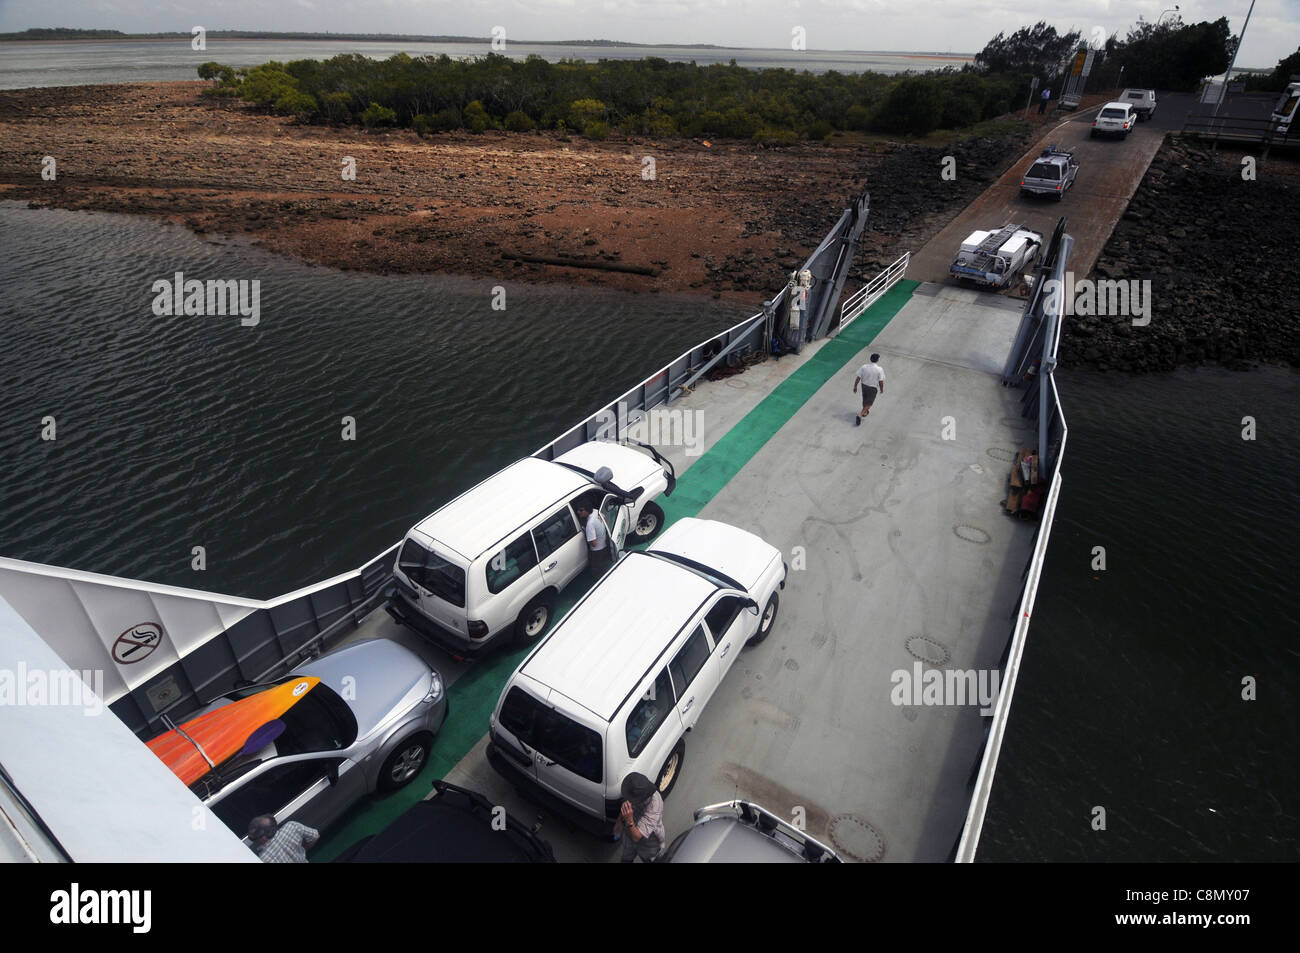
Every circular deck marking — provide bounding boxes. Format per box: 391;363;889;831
828;814;886;863
953;524;991;545
906;635;951;665
986;447;1017;462
112;622;163;664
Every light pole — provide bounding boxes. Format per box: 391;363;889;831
1213;0;1256;118
1158;5;1180;26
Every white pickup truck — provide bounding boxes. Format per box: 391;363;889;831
949;224;1043;289
1020;146;1079;201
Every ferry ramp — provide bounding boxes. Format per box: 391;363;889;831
905;95;1196;285
364;279;1044;863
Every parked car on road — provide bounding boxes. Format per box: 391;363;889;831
1092;102;1137;138
662;800;842;862
1020;146;1079;201
150;638;448;840
387;439;676;659
487;517;786;836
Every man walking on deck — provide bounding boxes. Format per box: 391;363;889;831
853;354;886;426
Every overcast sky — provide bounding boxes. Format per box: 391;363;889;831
1;0;1296;68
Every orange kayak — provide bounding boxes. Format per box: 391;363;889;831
148;676;320;786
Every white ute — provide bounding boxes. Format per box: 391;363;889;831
385;440;675;658
949;224;1042;289
487;517;786;835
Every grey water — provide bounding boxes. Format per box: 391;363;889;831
0;38;974;90
2;201;1296;861
0;202;748;597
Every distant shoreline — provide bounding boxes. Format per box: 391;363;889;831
0;31;973;58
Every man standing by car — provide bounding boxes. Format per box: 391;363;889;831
1039;87;1051;114
614;773;666;862
575;499;612;577
248;815;319;863
853;353;886;426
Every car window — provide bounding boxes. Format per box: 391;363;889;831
705;596;744;644
486;533;540;594
533;507;578;560
1100;108;1126;118
499;687;602;782
209;759;340;835
397;538;466;608
276;684;358;753
1028;162;1060;179
669;626;711;696
624;669;675;758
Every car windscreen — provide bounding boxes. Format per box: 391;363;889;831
1028;162;1060;179
398;538;466;608
499;687;602;782
1100;108;1127;118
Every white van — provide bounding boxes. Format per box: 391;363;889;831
385;440;675;659
486;517;786;835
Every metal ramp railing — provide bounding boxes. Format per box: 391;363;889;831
836;252;910;335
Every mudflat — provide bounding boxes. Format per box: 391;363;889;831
0;81;1034;302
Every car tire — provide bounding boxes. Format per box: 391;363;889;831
655;740;686;798
513;592;556;646
1089;129;1096;138
629;501;665;545
746;593;780;646
377;732;432;792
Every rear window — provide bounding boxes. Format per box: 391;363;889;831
500;687;603;782
1100;107;1127;118
1028;162;1061;179
1125;92;1144;100
398;538;466;608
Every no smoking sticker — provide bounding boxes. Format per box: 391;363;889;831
112;622;164;664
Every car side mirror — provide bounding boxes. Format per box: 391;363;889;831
746;599;760;615
326;763;339;785
626;486;644;502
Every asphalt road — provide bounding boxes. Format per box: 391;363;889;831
906;92;1202;286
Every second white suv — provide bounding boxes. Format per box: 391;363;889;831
487;517;786;835
1092;102;1137;139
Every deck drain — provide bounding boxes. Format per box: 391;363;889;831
828;814;886;863
953;524;991;545
906;635;951;665
986;447;1017;462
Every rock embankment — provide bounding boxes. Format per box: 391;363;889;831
1063;139;1299;371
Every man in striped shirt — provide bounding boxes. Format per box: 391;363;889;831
248;815;319;863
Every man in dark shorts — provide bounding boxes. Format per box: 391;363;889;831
853;353;886;426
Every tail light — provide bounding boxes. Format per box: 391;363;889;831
468;620;489;639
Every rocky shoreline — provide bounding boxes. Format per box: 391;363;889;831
0;81;1034;306
1062;139;1300;372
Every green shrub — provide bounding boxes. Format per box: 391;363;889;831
504;110;536;131
584;120;610;140
360;101;398;127
805;119;834;140
873;77;943;136
463;100;491;133
275;90;318;118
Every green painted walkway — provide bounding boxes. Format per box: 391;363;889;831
314;279;919;860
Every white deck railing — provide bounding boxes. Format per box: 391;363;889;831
836;252;910;335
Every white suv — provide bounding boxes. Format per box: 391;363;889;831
386;440;675;659
1092;102;1137;139
487;517;786;835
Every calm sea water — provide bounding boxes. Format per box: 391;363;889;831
0;202;748;597
0;38;973;89
1;202;1295;860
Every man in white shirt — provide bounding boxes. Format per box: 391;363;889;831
574;500;612;577
853;353;886;426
